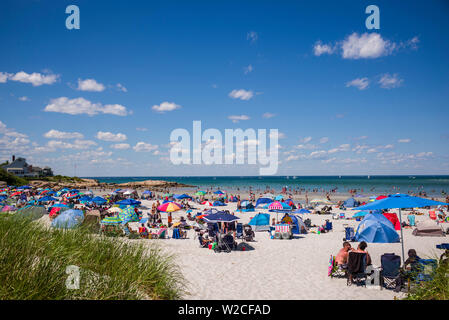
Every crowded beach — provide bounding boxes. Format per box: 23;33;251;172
1;184;449;300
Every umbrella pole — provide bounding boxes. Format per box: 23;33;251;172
398;208;405;264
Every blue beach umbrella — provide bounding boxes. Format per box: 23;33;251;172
203;211;240;223
92;196;107;205
355;194;449;263
38;196;57;202
294;208;311;214
116;199;141;206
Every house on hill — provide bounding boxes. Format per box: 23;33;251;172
1;155;53;178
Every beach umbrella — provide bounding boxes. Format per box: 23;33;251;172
376;195;387;201
267;201;291;210
255;197;273;207
202;201;213;206
101;216;123;225
173;194;192;200
356;194;449;263
203;211;240;223
195;191;206;196
50;203;69;209
10;191;22;197
65;193;79;199
158;202;182;212
214;190;225;195
1;205;17;212
163;193;173;197
274;195;284;201
38;196;57;202
116;199;141;206
92;196;107;205
352;211;370;218
16;205;46;221
107;207;122;213
310;199;332;205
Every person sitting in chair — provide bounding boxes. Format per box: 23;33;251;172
282;213;293;224
336;241;353;267
394;249;421;292
353;241;372;266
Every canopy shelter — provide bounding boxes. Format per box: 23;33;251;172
356;194;449;263
116;199;141;206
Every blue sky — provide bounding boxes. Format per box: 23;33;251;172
1;0;448;176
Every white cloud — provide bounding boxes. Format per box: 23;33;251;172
47;139;97;150
229;89;254;101
77;78;105;92
228;115;250;123
136;127;148;132
111;143;130;150
116;83;127;92
398;139;411;143
346;77;369;90
378;73;403;89
319;137;329;144
341;33;394;59
44;97;129;116
300;136;312;143
133;142;158;152
18;96;30;101
262;112;276;119
96;131;127;142
152;101;182;113
0;72;9;83
8;71;59;86
247;31;258;44
313;41;335;56
244;65;253;75
44;129;84;139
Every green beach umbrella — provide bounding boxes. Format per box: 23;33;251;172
101;216;123;225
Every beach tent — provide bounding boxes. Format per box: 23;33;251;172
281;214;307;234
294;208;311;214
255;197;273;207
15;205;46;221
343;197;358;208
51;209;84;229
229;196;239;202
354;215;399;243
248;213;270;232
213;200;226;206
383;213;401;230
412;220;445;237
119;206;139;224
238;201;255;212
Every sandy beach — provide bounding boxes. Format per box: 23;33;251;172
48;190;446;300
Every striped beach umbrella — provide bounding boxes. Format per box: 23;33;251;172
101;216;123;225
268;201;290;210
119;206;139;224
158;202;182;212
201;201;213;206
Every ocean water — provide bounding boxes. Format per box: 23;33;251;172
85;176;449;196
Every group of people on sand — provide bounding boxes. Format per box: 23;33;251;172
335;241;432;292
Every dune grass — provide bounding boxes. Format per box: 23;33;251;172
0;216;185;300
405;259;449;300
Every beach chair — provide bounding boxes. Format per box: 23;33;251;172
344;227;355;241
151;228;167;239
329;255;346;278
407;215;416;227
347;252;368;286
380;253;401;289
325;221;333;232
236;223;243;239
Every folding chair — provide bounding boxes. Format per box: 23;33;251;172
347;252;367;286
407;215;416;227
329;255;347;278
344;227;355;241
380;253;401;289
